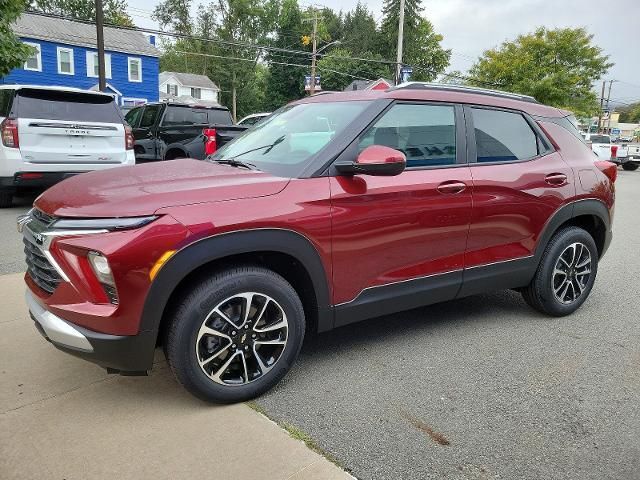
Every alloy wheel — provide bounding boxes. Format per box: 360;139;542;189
195;292;289;386
552;242;592;305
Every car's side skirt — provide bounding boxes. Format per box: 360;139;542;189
333;256;537;329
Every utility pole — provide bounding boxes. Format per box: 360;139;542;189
395;0;406;85
308;9;319;96
597;80;606;133
605;79;616;133
95;0;106;92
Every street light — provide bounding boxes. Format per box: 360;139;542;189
316;40;341;55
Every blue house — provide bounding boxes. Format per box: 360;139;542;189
1;13;160;106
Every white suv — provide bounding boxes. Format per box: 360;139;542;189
0;85;135;207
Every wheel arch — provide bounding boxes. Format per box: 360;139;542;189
164;145;188;160
140;229;333;347
536;199;611;262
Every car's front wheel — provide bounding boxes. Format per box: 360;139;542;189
166;266;305;403
622;162;639;171
522;226;598;316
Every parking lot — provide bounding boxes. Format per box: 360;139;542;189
1;171;639;479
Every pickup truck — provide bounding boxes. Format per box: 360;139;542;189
124;102;247;162
614;142;640;171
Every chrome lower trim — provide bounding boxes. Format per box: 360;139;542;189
26;290;93;352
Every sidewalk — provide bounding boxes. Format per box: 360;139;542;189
0;273;352;480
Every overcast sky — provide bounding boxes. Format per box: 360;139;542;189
128;0;640;104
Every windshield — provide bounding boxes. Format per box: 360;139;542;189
210;101;371;177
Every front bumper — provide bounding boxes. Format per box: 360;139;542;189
26;289;156;374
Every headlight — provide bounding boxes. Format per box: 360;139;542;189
52;216;157;231
87;251;118;305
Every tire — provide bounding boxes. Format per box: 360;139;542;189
0;191;13;208
522;226;598;316
165;265;305;403
622;162;639;171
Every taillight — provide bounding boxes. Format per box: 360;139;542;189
203;128;217;155
124;125;134;150
1;118;19;148
610;145;618;159
595;160;618;183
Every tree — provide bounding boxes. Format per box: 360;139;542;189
1;0;33;78
341;2;378;56
317;47;391;91
468;27;613;116
30;0;135;26
619;102;640;123
265;0;307;109
152;0;192;35
379;0;450;81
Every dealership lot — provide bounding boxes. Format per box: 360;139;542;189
1;172;639;479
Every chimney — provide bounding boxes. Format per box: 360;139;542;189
148;34;156;46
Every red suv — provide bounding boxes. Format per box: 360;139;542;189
19;84;616;403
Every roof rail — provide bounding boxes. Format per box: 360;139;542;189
389;82;539;104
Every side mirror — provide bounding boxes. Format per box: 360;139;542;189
335;145;406;176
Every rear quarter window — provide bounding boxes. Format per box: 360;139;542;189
208;109;233;124
0;90;14;117
15;89;122;123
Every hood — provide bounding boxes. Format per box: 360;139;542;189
35;159;290;218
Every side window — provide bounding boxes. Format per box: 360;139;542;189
139;105;160;128
358;103;457;167
124;107;142;128
471;108;538;162
162;106;191;126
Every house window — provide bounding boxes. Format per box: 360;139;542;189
122;97;147;107
23;42;42;71
128;57;142;82
190;87;201;99
166;84;178;96
57;47;74;75
87;52;112;79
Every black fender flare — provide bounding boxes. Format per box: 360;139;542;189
139;228;333;340
534;198;611;263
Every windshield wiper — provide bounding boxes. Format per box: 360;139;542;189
213;158;259;170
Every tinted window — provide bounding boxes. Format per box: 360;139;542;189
162;107;209;126
208;109;233;125
124;107;142;127
0;90;14;117
359;103;457;167
139;105;161;128
472;108;538;162
589;135;610;144
15;89;121;123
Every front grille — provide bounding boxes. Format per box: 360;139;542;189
23;237;61;294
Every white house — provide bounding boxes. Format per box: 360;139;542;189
159;71;220;103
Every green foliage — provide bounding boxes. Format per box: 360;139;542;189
30;0;135;26
0;0;33;78
156;0;451;114
468;27;613;116
317;47;391;91
618;102;640;123
379;0;450;80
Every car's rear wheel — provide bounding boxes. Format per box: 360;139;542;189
622;162;639;171
166;266;305;403
0;191;13;208
522;226;598;316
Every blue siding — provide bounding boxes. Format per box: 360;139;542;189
0;38;159;104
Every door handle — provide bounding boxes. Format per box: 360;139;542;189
545;173;567;186
437;181;467;194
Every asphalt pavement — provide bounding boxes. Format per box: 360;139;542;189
0;171;638;479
